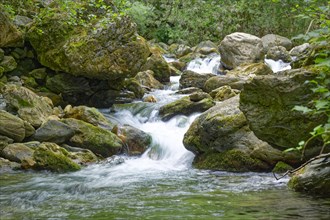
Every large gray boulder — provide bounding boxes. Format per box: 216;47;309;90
219;32;264;69
1;143;34;165
239;68;326;150
261;34;292;52
180;70;214;89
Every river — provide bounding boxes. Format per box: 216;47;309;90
0;57;329;219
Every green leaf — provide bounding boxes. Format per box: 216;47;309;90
292;105;313;113
315;100;329;110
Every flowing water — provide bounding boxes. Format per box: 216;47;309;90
1;57;329;219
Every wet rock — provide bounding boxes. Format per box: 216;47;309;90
261;34;292;52
159;92;215;121
64;105;114;129
2;84;53;127
204;75;247;92
288;155;330;197
290;43;312;68
169;44;192;58
266;46;291;62
226;63;273;77
141;53;171;83
134;70;163;89
239;68;326;150
176;87;203;95
32;120;74;144
1;143;35;166
61;144;99;165
33;142;81;172
0;56;17;72
179;70;214;89
0;157;20;172
209;85;240;102
0;10;24;47
0;110;26;142
61;118;123;157
0;135;13;151
194;40;218;55
219;32;264;69
143;95;157;103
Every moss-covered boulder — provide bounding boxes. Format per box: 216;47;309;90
33;142;81;172
64;105;114;129
209;85;240;102
61;118;123;157
134;70;163;90
226;63;273;77
27;7;150;81
159;92;215;121
179;70;214;89
239;68;326;150
183;96;284;171
0;10;24;47
2;84;53;127
141;53;171;83
0;56;17;73
219;32;264;70
288;155;330;197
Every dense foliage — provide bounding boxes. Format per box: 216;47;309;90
125;0;329;45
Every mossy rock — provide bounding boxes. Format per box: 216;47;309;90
193;149;268;172
272;161;293;173
33;142;81;172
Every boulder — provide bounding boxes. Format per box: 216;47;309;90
0;135;13;152
261;34;292;52
226;63;273;77
141;53;171;83
2;84;53;127
219;32;264;69
179;70;214;89
159;92;215;121
183;96;273;172
0;110;26;142
209;85;240;102
64;105;114;129
194;41;218;55
134;70;163;89
0;56;17;72
0;49;4;61
169;44;192;58
0;10;24;47
204;75;247;92
32;120;74;144
33;142;81;172
61;144;99;165
113;124;152;156
290;43;312;68
240;68;326;150
288;155;330;197
28;68;48;84
28;10;150;80
1;143;35;168
61;118;123;157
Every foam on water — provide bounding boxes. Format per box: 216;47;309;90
265;58;291;73
186;53;220;74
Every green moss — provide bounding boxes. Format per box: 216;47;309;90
272;161;293;173
194;149;267;172
33;143;81;172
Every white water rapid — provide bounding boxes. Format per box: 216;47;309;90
186;53;221;74
265;58;291;73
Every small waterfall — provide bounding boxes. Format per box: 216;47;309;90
265;58;291;73
186;53;220;74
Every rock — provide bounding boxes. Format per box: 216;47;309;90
33;142;81;172
124;78;145;99
135;70;164;90
169;60;186;71
28;68;48;84
0;110;26;142
169;44;192;58
89;89;136;108
1;143;35;167
143;95;157;103
0;157;20;172
32;120;74;144
64;105;114;129
0;56;17;72
0;10;24;47
219;32;264;69
28;10;150;80
114;125;152;156
272;161;293;173
288;155;330;197
2;84;53;127
204;75;247;92
266;46;291;62
261;34;292;52
61;144;99;165
239;68;326;150
21;76;39;89
13;15;33;29
176;87;203;95
226;63;273;77
179;70;214;89
141;53;171;82
61;118;123;157
183;96;280;172
159;92;215;121
0;49;4;61
210;85;240;102
290;43;313;68
0;135;13;151
194;41;218;55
